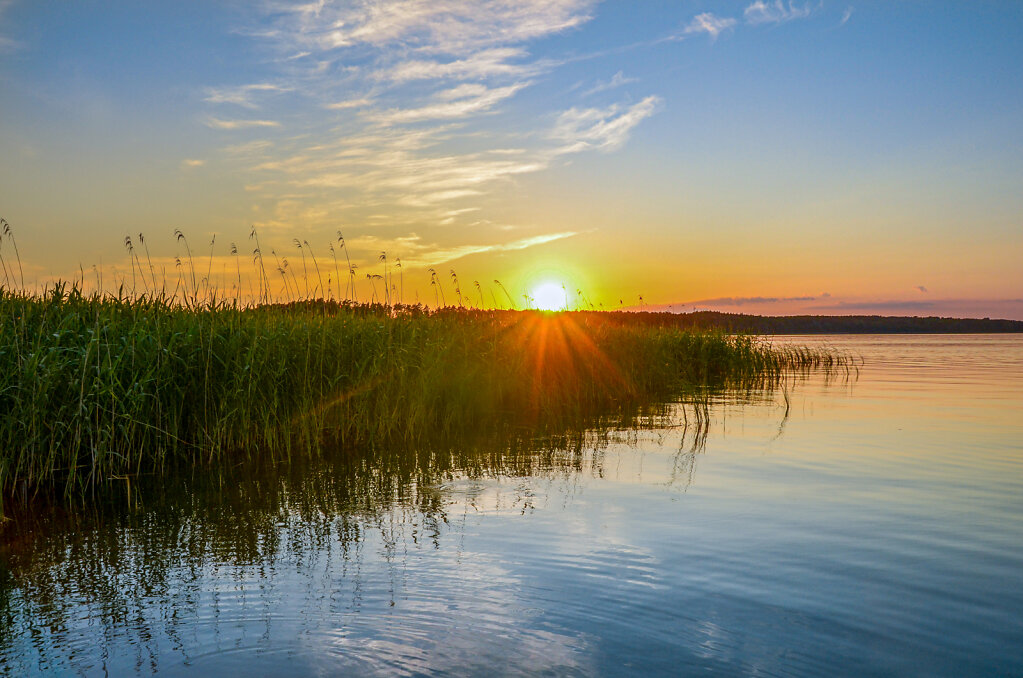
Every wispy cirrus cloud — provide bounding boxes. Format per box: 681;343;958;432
692;295;818;306
193;0;663;268
636;294;821;313
343;230;580;268
0;0;21;51
325;97;375;110
421;230;580;265
675;1;817;43
205;117;281;130
199;0;827;258
683;13;737;39
221;139;276;156
266;0;597;54
582;71;637;97
744;1;816;26
373;82;529;124
552;96;661;153
812;300;937;311
383;48;539;83
204;83;290;108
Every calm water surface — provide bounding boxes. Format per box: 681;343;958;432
1;335;1021;676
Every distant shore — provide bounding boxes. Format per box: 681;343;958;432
605;311;1023;334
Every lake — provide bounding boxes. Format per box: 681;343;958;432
1;335;1021;676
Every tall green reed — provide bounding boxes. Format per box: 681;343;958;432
0;223;849;509
0;280;844;510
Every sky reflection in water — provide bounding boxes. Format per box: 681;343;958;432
1;335;1022;677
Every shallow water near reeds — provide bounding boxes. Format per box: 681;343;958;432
1;334;1022;676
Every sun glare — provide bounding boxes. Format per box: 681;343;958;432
531;281;568;311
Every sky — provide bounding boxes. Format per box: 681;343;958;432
1;1;1021;317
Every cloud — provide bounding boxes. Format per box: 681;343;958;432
401;231;580;267
0;0;21;51
744;1;815;26
384;48;538;82
582;71;637;97
205;117;281;130
240;92;657;218
552;96;661;153
204;83;290;108
635;294;822;313
690;295;817;306
0;34;21;52
269;0;598;55
916;285;928;293
244;123;548;215
343;229;579;267
373;82;529;124
639;295;815;310
221;139;275;156
325;97;375;110
840;6;854;26
200;1;661;255
810;300;936;311
683;13;737;39
181;158;206;168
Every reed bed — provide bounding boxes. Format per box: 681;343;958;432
0;282;844;506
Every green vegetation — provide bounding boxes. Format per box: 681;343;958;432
0;282;847;507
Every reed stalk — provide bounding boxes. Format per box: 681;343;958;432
0;281;846;510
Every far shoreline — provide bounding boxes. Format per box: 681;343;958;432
607;311;1023;334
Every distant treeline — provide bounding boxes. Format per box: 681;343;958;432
584;311;1023;334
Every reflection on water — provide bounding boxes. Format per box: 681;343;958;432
0;407;717;677
2;335;1023;676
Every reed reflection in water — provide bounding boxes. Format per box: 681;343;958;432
0;401;720;677
2;336;1021;677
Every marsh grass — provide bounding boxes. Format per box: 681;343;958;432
0;277;847;509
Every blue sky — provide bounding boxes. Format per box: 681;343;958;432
1;1;1021;316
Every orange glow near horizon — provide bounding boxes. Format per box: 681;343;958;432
506;312;636;419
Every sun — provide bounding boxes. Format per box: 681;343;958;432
530;281;568;311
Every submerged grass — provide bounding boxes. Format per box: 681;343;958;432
0;282;846;507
